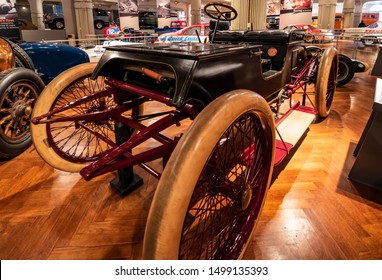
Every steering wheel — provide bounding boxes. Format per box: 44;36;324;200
204;3;238;21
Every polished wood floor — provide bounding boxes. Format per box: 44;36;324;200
1;40;382;260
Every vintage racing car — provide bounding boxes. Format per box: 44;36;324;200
156;22;210;43
30;3;338;259
283;24;335;43
342;22;382;46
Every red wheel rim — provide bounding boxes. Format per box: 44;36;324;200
46;75;117;163
179;111;273;259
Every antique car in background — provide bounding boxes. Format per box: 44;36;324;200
18;41;89;85
282;24;369;86
30;3;338;259
0;36;89;159
43;4;110;30
305;45;369;87
283;24;335;43
170;19;187;28
103;25;147;42
154;20;188;35
341;22;382;46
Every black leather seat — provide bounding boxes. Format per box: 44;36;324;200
244;30;291;44
209;20;230;31
210;29;305;45
211;31;245;42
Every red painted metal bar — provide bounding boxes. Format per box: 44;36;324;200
76;121;162;179
81;141;177;180
76;121;117;148
275;127;289;152
79;111;189;180
117;115;173;145
33;105;127;124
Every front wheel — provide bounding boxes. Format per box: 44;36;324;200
31;62;141;172
0;68;45;159
315;47;338;118
94;20;104;30
143;90;275;260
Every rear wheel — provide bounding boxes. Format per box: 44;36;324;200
53;19;64;29
363;36;377;46
31;62;141;172
315;47;338;118
0;68;44;159
143;90;275;260
337;54;355;87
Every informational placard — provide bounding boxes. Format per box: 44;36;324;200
279;0;312;29
362;13;379;26
118;0;139;31
157;0;170;18
375;78;382;104
267;0;280;16
119;0;138;16
281;0;312;13
0;0;20;41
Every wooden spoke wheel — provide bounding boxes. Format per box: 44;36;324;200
31;62;141;172
143;90;275;260
315;47;338;118
0;68;44;158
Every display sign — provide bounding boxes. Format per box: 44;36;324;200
157;0;170;18
279;0;312;29
119;0;138;16
280;0;312;14
362;13;379;26
0;0;20;41
267;0;280;16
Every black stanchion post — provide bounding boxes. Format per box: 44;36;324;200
110;122;143;196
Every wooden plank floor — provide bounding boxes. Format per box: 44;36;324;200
1;41;382;260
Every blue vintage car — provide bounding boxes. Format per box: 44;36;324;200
0;38;89;159
19;41;90;84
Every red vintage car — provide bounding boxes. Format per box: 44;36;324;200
283;24;334;43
